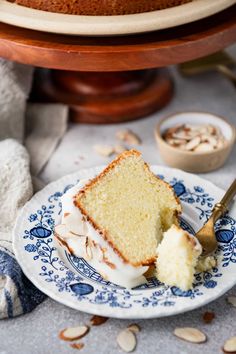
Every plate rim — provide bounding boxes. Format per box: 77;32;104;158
13;166;236;319
0;0;235;36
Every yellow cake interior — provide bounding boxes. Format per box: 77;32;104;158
156;225;202;290
75;150;181;267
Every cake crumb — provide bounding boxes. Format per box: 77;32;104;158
202;311;215;324
70;342;84;350
90;315;108;326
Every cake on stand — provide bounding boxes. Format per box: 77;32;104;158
0;4;235;123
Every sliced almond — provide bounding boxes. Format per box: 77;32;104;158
117;329;137;353
124;131;141;145
223;336;236;353
94;144;114;157
127;324;141;333
166;138;187;147
172;131;191;140
116;130;127;141
227;296;236;307
184;136;201;151
55;224;87;250
96;245;105;262
103;258;116;269
201;134;218;148
70;342;85;350
54;224;76;239
114;144;126;154
207;124;217;135
194;142;213;153
202;311;215;324
218;138;226;149
85;240;93;260
185;124;201;131
199;124;211;134
116;130;141;145
164;125;184;137
90;315;108;326
54;224;67;236
59;325;89;341
174;327;207;343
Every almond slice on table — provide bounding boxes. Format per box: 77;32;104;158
70;342;85;350
227;296;236;307
127;324;141;333
223;336;236;353
94;144;114;157
116;130;142;145
117;329;137;352
90;315;108;326
59;325;89;341
174;327;207;343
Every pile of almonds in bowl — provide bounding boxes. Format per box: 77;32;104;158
155;112;236;173
163;124;226;153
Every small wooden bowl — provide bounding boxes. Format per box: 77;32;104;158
155;112;236;173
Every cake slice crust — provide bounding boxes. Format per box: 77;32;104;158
74;150;181;266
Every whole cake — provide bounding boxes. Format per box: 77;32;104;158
8;0;193;15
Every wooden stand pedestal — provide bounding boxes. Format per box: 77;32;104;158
31;68;173;124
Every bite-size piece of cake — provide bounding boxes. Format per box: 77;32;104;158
55;149;181;288
156;224;216;291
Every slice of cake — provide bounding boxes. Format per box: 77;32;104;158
55;149;181;288
156;225;202;290
74;150;181;267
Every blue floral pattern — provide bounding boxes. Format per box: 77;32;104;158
19;169;236;313
171;179;214;220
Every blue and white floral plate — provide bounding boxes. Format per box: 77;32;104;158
13;166;236;319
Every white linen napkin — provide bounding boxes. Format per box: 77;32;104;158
0;58;68;319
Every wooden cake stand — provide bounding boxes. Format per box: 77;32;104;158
0;5;235;124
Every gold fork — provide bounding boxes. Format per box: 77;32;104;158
195;179;236;256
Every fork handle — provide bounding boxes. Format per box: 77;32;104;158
212;179;236;221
